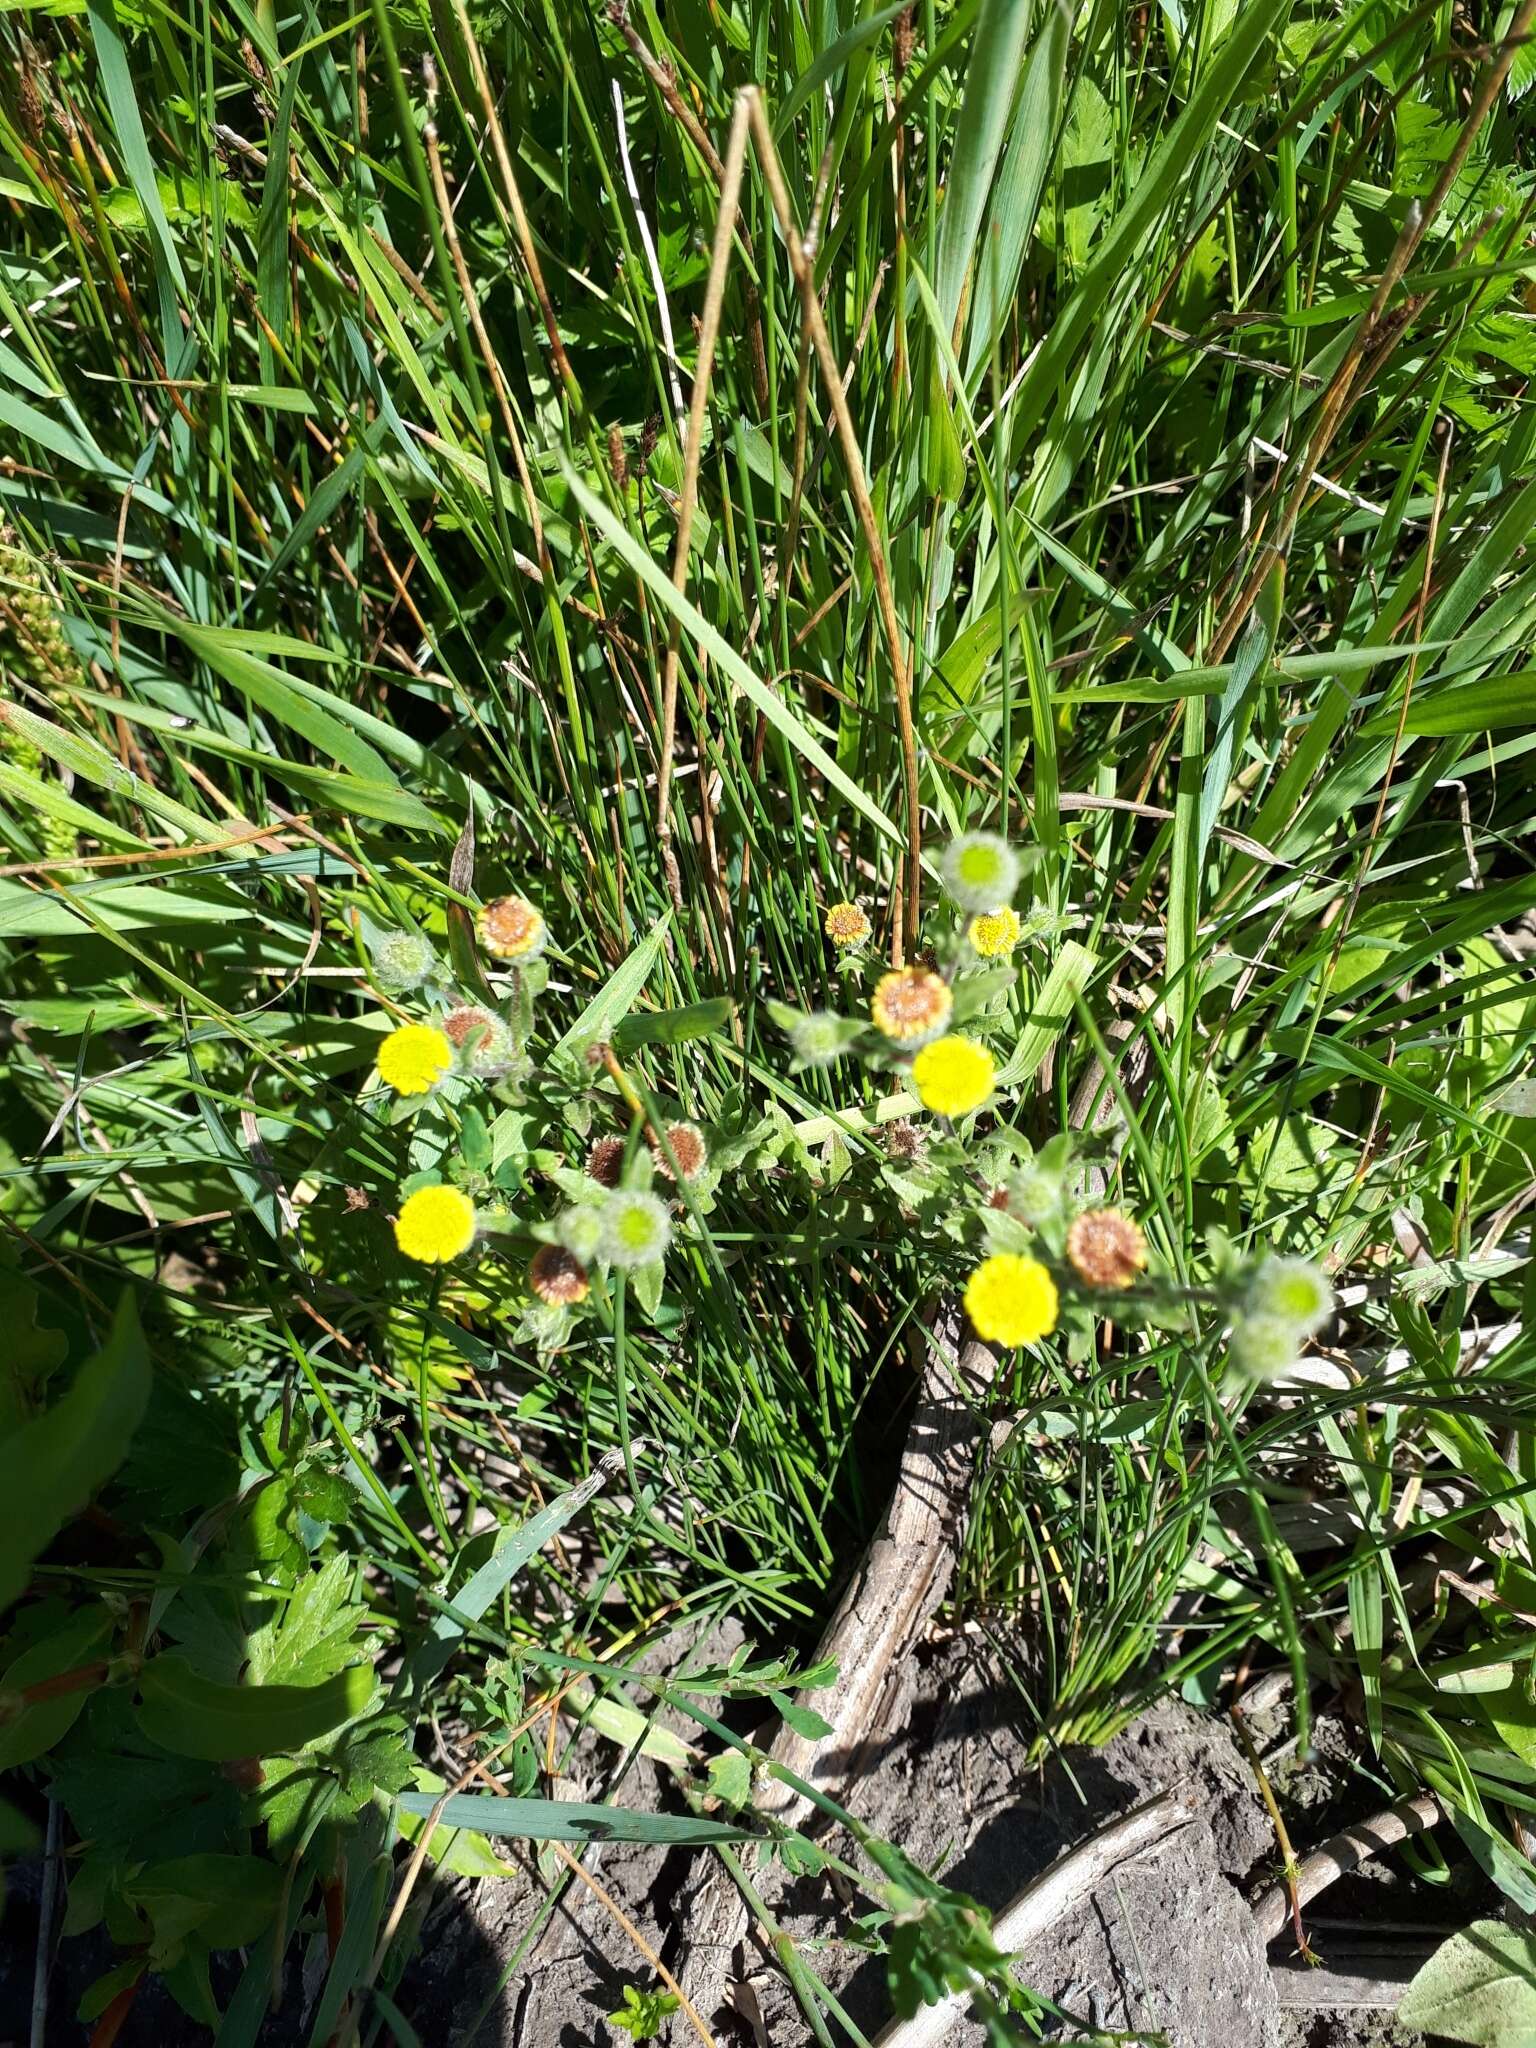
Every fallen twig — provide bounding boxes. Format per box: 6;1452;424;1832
873;1790;1200;2048
1252;1794;1444;1947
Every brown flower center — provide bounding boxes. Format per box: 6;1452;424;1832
443;1004;494;1047
873;968;951;1040
649;1121;707;1181
479;896;542;957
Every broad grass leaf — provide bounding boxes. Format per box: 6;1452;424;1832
1374;673;1536;737
613;998;733;1050
773;0;909;137
552;916;671;1068
995;942;1097;1086
395;1789;758;1846
410;1458;626;1690
931;0;1037;344
559;462;909;860
397;1770;518;1877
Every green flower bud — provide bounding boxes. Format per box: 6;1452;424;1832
599;1190;672;1269
939;832;1021;914
555;1206;604;1263
1247;1257;1334;1336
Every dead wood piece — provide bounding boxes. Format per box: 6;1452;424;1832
680;1308;1000;2021
1252;1794;1444;1947
764;1304;1000;1819
872;1790;1200;2048
1270;1949;1433;2009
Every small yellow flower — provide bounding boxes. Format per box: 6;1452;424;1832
824;901;871;951
477;895;546;962
395;1184;477;1263
871;967;952;1044
378;1022;454;1096
911;1035;995;1117
964;1254;1059;1347
968;907;1022;958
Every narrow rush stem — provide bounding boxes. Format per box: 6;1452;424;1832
451;0;583;410
654;91;752;903
744;88;923;962
1208;0;1536;662
421;106;547;565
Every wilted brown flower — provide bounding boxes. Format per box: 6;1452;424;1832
530;1244;589;1306
648;1119;708;1182
607;424;629;494
871;967;952;1044
1066;1209;1148;1291
477;895;546;961
884;1119;927;1165
443;1004;493;1047
586;1134;626;1188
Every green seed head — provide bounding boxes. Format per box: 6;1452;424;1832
370;928;438;994
1248;1257;1334;1336
790;1011;848;1068
599;1190;672;1269
555;1206;604;1263
1006;1164;1062;1227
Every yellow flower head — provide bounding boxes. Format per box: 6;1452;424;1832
477;894;546;962
378;1022;454;1096
911;1035;995;1118
968;906;1022;958
824;901;871;951
871;967;952;1045
964;1254;1059;1347
395;1184;477;1263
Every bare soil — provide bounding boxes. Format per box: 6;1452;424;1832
3;1640;1446;2046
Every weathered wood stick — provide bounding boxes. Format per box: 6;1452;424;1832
763;1301;999;1821
1251;1794;1444;1946
873;1789;1199;2048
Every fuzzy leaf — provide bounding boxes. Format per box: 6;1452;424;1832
1400;1920;1536;2048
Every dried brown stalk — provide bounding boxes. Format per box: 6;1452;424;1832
742;89;923;960
654;93;753;906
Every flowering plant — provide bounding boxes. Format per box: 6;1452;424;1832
352;839;1332;1383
